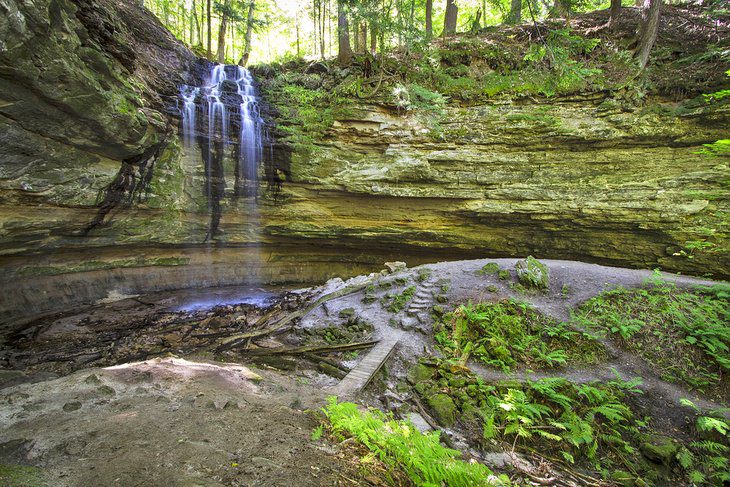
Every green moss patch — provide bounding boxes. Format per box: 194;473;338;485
18;257;190;276
0;464;46;487
572;280;729;397
435;300;604;371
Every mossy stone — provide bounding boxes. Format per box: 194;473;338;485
426;393;457;427
639;434;680;465
515;256;549;290
479;262;500;275
338;307;355;318
408;363;436;384
498;270;510;280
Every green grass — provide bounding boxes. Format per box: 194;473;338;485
434;300;604;372
320;397;505;486
572;281;729;394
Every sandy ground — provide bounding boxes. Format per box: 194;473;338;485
0;258;725;486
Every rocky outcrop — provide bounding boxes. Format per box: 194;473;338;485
0;1;727;323
0;0;196;248
259;97;729;278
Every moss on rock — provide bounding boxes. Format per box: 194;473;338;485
515;256;549;290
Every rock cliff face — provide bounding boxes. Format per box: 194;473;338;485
260;97;728;277
0;1;727;323
0;0;196;248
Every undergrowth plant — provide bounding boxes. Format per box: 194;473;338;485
411;362;652;482
677;399;730;484
572;279;729;393
434;300;603;371
319;397;507;486
381;285;417;313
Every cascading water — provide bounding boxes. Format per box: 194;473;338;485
178;63;265;239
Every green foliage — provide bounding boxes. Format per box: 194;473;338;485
381;285;417;313
0;464;45;487
413;363;645;476
573;282;730;392
678;399;730;484
434;300;603;371
320;397;505;486
698;139;730;157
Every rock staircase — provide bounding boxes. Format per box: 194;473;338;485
405;277;438;322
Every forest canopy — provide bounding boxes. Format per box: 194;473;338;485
141;0;728;66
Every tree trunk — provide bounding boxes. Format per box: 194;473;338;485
206;0;212;58
353;21;361;52
192;0;201;46
358;23;367;53
189;1;195;44
425;0;433;38
609;0;621;27
217;0;230;63
443;0;458;35
370;22;377;54
240;1;256;66
507;0;522;24
636;0;661;68
337;0;352;65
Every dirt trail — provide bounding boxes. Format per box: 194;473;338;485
0;357;361;487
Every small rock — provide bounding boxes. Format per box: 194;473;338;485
97;385;115;396
384;261;407;273
338;307;356;318
407;412;433;433
62;401;82;412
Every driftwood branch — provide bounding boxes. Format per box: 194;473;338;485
239;340;378;357
215;281;373;351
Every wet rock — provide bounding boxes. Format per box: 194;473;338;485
407;412;433;433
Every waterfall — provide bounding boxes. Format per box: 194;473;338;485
237;66;263;191
179;63;265;239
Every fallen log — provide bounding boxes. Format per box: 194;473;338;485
239;340;379;356
303;353;351;373
317;361;347;379
215;281;373;351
